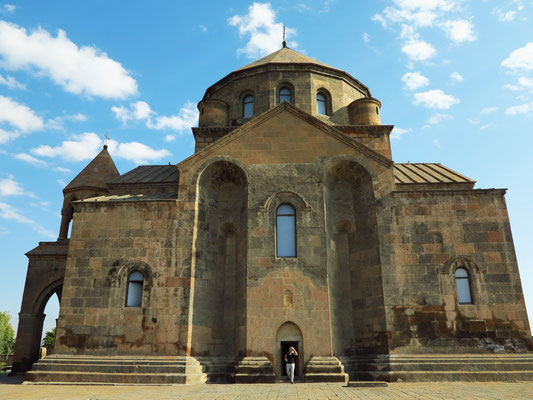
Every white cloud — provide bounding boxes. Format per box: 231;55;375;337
0;95;43;132
363;32;371;43
13;152;48;167
480;106;499;114
425;113;452;127
402;72;429;90
401;39;437;61
0;202;55;238
0;73;25;89
413;90;459;109
433;139;441;148
228;2;297;59
390;127;411;140
493;9;516;22
0;128;19;144
113;101;198;133
54;166;72;173
441;19;476;43
480;124;492;130
0;21;138;99
165;134;176;142
505;101;533;115
0;176;25;196
502;43;533;71
31;132;171;164
46;113;88;131
1;4;15;13
199;25;208;32
450;71;463;82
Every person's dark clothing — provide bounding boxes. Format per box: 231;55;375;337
286;352;296;364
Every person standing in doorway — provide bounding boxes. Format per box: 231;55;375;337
284;346;298;383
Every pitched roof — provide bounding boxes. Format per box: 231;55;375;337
79;192;177;203
110;165;179;184
64;146;120;192
394;163;475;185
236;47;335;71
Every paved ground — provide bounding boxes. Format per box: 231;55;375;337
1;375;533;400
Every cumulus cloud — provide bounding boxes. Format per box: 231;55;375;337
450;71;464;82
502;43;533;71
1;4;15;13
46;113;88;130
480;106;499;114
31;132;171;164
0;95;43;132
401;39;437;61
228;2;297;59
423;113;452;128
402;72;430;90
493;9;516;22
112;101;198;133
0;202;55;238
0;73;25;89
0;21;138;99
441;19;476;43
413;90;459;109
505;101;533;115
0;128;19;144
390;127;411;140
363;33;371;43
0;175;25;196
12;152;48;167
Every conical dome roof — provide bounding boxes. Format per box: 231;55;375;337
63;145;120;193
236;47;337;71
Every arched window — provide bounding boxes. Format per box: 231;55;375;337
243;95;254;118
126;271;144;307
279;86;292;103
455;268;472;304
276;204;296;257
317;92;327;115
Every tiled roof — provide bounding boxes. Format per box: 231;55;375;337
80;193;177;202
394;163;475;185
110;165;179;184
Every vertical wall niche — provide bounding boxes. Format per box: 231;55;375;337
193;161;248;357
325;160;386;355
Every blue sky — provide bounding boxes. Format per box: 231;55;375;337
1;0;532;337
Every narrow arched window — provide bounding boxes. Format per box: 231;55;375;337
243;95;254;118
126;271;144;307
276;204;296;257
455;268;472;304
317;92;327;115
279;87;292;103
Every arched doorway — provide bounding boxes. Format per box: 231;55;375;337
275;322;303;380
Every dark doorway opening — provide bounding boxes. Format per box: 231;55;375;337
281;341;299;377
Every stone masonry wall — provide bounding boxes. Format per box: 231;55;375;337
379;189;532;353
55;200;187;356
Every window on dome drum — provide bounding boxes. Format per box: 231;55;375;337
276;204;296;257
317;92;327;115
279;87;292;103
243;95;254;118
455;268;472;304
126;271;144;307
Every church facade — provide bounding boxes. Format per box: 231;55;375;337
13;46;533;383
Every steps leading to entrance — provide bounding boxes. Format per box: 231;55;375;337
24;355;207;385
341;354;533;382
232;357;276;383
304;356;348;383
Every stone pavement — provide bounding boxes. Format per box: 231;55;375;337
1;376;532;400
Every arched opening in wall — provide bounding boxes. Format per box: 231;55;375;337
41;293;60;355
325;160;386;355
192;160;248;358
275;322;303;380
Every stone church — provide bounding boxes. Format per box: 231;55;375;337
13;45;533;383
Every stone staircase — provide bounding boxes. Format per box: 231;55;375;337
232;357;276;383
340;353;533;382
24;355;207;384
304;356;349;383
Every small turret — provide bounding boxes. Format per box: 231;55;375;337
198;99;229;128
348;97;381;125
57;145;120;240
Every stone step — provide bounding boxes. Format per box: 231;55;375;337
232;357;276;383
304;356;349;383
24;370;207;384
305;373;349;383
305;364;344;373
33;362;195;374
362;370;533;382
